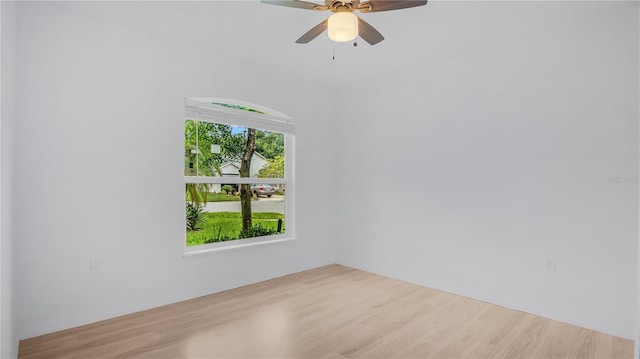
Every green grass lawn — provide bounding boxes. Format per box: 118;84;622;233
187;211;285;246
204;193;240;202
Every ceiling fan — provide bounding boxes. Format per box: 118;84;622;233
261;0;428;45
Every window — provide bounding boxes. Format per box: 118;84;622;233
184;98;295;253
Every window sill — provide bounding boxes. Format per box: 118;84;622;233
182;235;296;258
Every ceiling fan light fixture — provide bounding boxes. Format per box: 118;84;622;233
328;12;358;42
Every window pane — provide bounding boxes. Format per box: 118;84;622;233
184;120;198;176
184;120;285;179
185;183;285;246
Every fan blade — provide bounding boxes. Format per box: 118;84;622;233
261;0;324;10
357;17;384;45
296;19;329;43
358;0;427;13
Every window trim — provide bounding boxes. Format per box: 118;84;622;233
185;98;295;133
183;98;295;255
182;233;295;257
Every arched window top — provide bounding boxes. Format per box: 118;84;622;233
185;98;294;134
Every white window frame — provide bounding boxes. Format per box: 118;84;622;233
183;98;295;257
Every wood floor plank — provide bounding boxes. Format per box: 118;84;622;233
529;320;584;359
18;265;634;359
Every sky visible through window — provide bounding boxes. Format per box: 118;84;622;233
231;126;244;135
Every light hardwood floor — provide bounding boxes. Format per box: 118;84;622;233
18;265;633;358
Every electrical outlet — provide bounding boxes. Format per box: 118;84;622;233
545;258;557;272
90;259;99;274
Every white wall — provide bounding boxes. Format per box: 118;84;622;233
335;2;639;340
1;1;18;357
12;2;337;339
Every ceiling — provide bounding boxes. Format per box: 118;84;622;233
47;1;628;90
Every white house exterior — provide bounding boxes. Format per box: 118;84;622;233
209;152;268;192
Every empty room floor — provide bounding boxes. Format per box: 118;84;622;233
18;265;633;358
